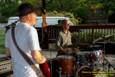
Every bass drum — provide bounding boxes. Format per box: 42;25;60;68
56;55;75;77
75;65;94;77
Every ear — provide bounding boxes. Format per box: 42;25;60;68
26;14;32;21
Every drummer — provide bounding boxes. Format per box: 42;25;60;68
57;19;79;56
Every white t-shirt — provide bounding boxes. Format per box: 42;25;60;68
5;22;41;77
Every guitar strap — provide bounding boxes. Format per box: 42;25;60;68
11;27;44;77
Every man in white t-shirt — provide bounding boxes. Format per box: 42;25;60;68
5;3;51;77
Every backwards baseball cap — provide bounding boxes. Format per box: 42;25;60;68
18;3;37;17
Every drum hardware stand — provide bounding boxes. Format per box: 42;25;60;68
59;67;62;77
76;61;80;70
50;59;53;77
48;49;53;77
102;62;105;71
101;56;115;76
76;53;81;66
102;53;109;71
108;63;111;72
89;62;94;71
104;57;115;70
56;67;62;77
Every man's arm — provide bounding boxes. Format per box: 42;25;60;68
31;50;46;64
57;32;64;50
29;28;51;77
31;50;51;77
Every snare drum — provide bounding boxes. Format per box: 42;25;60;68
56;55;75;77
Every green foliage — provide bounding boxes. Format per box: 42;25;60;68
47;11;64;16
0;0;42;23
47;11;77;25
27;0;42;6
46;0;115;23
0;0;19;22
0;0;115;23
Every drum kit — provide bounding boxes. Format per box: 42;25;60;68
48;47;115;77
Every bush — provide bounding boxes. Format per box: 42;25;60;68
47;11;77;25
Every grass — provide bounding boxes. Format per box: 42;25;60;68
0;29;5;54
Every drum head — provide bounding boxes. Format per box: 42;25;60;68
76;66;94;77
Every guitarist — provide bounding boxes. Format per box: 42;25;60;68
5;3;51;77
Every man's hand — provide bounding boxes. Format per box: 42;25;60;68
31;50;51;77
31;50;46;64
61;48;73;54
73;47;80;53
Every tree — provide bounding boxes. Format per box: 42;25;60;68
1;0;115;23
0;0;42;22
46;0;115;23
0;0;19;22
